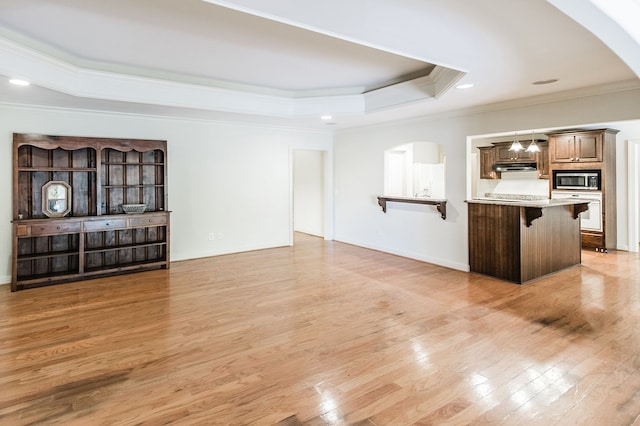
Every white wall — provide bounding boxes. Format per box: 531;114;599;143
0;105;332;283
335;119;470;271
293;149;325;237
334;86;640;270
2;86;639;284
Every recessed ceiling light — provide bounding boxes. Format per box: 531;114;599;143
9;79;30;86
456;83;474;89
321;115;333;120
533;79;558;85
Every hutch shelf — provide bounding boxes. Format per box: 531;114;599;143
11;133;170;291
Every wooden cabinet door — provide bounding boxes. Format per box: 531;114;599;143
575;132;602;162
494;142;536;163
550;135;575;163
479;147;497;179
514;149;536;162
550;132;602;163
495;143;517;162
536;142;549;179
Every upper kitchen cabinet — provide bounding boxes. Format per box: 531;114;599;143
536;142;549;179
494;142;536;163
478;146;499;179
547;129;617;164
477;140;547;180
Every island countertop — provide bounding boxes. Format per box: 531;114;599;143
466;198;589;208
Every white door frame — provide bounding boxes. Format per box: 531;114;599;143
629;139;640;252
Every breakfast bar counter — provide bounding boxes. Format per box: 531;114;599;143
466;198;589;283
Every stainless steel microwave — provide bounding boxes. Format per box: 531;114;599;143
553;170;600;190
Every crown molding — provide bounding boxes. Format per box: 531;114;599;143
0;36;462;120
0;37;295;117
364;66;465;112
335;79;640;133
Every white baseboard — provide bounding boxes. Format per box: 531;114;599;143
171;241;290;263
333;237;469;272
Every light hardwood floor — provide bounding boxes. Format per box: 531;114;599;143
1;233;640;425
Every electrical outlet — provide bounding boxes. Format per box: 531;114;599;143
208;232;215;241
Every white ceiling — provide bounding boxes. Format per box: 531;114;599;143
0;0;638;130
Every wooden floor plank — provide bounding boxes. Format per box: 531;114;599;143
1;233;639;425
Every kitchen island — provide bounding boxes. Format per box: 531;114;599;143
467;198;589;284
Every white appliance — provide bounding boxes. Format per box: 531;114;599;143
551;190;602;231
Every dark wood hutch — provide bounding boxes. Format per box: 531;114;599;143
11;133;170;291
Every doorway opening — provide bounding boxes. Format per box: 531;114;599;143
292;149;326;240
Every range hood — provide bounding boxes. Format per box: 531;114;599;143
492;162;537;172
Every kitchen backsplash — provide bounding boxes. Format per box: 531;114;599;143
477;170;549;198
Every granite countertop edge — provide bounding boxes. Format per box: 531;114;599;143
465;198;589;208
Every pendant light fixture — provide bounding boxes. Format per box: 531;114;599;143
526;130;540;153
509;133;523;152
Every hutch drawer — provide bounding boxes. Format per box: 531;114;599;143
128;214;168;227
28;221;82;236
84;218;128;232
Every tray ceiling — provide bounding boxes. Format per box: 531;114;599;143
0;0;637;129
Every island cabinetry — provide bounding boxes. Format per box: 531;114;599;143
468;200;586;284
11;133;170;291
